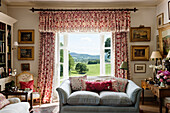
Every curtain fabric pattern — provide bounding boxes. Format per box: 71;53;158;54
38;32;55;103
39;11;130;33
114;32;129;79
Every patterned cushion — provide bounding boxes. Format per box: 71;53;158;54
111;80;119;92
115;78;128;92
67;91;100;105
19;80;35;92
0;93;10;109
69;75;87;91
100;91;132;106
85;80;112;92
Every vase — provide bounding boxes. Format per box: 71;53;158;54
160;82;165;87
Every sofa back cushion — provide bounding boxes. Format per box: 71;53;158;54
69;75;87;91
0;93;10;109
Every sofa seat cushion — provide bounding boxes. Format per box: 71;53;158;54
67;91;100;105
100;91;132;106
0;102;30;113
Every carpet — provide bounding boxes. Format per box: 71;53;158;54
33;104;59;113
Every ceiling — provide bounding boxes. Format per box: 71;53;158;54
4;0;164;8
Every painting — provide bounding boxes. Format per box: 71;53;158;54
18;30;34;44
158;23;170;58
21;63;30;71
18;46;34;60
131;45;149;61
130;27;151;42
157;13;164;28
134;64;146;73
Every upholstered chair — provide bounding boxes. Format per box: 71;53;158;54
16;71;41;105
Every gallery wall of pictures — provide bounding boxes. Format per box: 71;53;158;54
18;29;34;71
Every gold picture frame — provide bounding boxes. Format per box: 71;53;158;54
21;63;30;71
158;23;170;58
157;13;164;29
130;27;151;42
131;45;149;61
18;30;34;44
18;46;34;60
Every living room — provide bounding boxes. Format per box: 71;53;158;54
0;0;170;113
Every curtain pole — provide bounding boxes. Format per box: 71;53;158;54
30;7;138;12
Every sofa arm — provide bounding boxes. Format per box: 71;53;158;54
8;98;21;104
56;79;71;104
126;80;142;104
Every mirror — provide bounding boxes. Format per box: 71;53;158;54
158;23;170;58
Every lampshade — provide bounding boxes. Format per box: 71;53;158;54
13;41;18;46
166;50;170;58
150;51;162;60
120;62;128;70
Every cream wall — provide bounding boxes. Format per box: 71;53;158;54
7;8;39;85
7;7;157;96
0;0;7;14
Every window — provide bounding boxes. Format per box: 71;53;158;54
56;32;114;83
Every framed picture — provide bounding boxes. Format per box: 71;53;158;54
18;46;34;60
130;27;151;42
157;13;164;28
158;23;170;58
156;35;160;50
18;30;34;44
134;64;146;73
131;45;149;61
21;63;30;71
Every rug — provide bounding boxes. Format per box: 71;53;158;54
33;104;59;113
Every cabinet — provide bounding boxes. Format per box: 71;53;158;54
0;13;16;79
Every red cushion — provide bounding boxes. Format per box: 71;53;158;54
19;80;35;92
85;80;112;92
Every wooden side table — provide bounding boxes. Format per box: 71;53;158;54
0;90;33;112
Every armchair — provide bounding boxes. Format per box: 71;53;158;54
16;72;41;105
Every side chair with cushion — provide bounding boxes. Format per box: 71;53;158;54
16;71;41;105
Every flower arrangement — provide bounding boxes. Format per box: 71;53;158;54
156;70;170;85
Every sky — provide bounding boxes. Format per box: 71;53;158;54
60;33;111;55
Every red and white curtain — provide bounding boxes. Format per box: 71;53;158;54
114;32;130;79
38;10;131;103
39;11;130;33
37;32;55;103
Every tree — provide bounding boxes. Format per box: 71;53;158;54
75;63;89;74
105;38;111;58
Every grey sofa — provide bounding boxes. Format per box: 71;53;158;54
56;77;142;113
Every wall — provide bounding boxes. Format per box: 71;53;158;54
7;8;39;85
0;0;7;14
157;0;170;24
7;7;156;97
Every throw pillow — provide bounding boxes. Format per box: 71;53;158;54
0;93;10;109
111;80;119;92
19;80;35;92
84;80;112;92
115;78;128;92
69;75;87;91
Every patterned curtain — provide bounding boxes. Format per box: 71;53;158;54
39;11;130;32
114;32;130;79
37;32;55;103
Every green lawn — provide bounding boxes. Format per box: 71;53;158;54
70;64;111;76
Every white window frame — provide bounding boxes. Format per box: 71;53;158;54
57;32;114;82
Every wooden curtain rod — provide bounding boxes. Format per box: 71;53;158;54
30;7;138;12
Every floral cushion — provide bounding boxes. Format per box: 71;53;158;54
69;75;87;91
0;93;10;109
82;80;112;92
111;80;119;92
115;78;128;92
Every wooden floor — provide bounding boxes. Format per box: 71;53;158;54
140;99;167;113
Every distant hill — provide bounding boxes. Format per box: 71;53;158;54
70;52;100;62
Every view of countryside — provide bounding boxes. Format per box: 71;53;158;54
60;33;111;78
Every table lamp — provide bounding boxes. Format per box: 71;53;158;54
150;51;162;66
167;50;170;59
120;61;128;70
